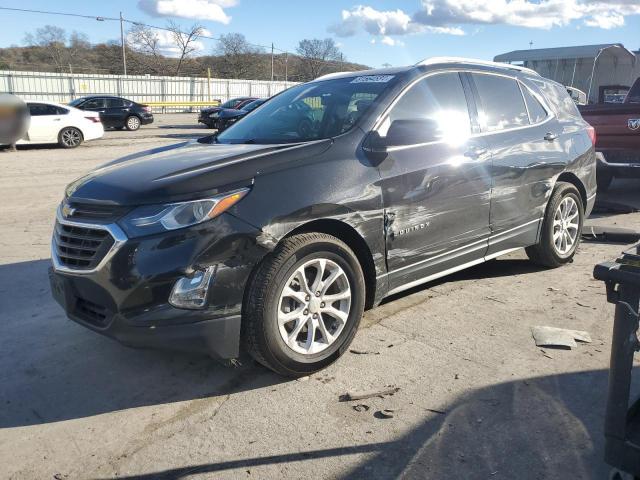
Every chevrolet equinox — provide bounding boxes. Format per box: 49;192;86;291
49;58;597;376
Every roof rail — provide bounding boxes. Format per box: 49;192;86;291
416;57;540;76
312;71;352;81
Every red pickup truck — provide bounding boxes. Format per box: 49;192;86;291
578;77;640;191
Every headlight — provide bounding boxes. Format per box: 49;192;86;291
209;112;219;119
118;188;249;238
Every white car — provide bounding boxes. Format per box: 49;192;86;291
17;100;104;148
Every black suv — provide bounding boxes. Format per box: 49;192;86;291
50;59;596;376
69;96;153;130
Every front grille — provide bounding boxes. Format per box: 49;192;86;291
75;298;109;327
64;202;129;223
54;221;115;270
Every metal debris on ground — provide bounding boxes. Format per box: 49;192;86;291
374;409;395;419
339;386;400;402
532;325;592;349
349;349;380;355
582;225;640;243
353;404;370;412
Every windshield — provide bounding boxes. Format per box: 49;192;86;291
68;98;85;107
215;75;396;144
221;98;245;109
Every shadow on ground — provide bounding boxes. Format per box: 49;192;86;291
0;259;283;429
100;369;615;479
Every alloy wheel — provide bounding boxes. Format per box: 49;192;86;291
552;196;580;255
61;128;81;147
277;258;351;355
127;116;140;130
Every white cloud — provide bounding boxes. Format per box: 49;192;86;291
138;0;236;24
381;36;405;47
330;1;640;39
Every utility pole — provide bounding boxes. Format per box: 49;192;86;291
270;43;274;82
284;52;288;84
120;12;127;76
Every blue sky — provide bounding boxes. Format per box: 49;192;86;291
1;0;639;68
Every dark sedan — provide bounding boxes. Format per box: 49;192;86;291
216;98;268;132
198;97;257;128
69;96;153;131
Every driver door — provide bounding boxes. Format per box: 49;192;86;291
375;71;492;294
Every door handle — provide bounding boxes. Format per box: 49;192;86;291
544;132;558;142
52;118;61;121
464;147;488;159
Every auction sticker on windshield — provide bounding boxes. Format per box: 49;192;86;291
350;75;395;83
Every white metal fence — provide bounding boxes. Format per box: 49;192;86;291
0;70;296;111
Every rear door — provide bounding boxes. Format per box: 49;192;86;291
26;103;62;142
378;71;492;293
104;98;130;127
468;72;565;257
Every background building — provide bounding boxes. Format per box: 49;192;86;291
494;44;639;103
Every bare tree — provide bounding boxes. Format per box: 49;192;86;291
166;21;205;76
127;24;165;73
215;33;264;79
295;38;342;81
24;25;68;71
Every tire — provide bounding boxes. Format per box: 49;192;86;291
58;127;83;148
597;171;613;192
125;115;141;131
526;182;584;268
242;233;365;377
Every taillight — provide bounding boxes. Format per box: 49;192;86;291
85;116;101;124
586;125;596;146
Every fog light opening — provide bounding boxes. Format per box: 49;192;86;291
169;266;216;310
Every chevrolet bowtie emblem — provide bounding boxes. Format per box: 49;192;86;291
61;203;76;218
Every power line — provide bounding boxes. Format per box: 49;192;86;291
0;5;355;69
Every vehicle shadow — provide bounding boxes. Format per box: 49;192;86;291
98;369;616;479
159;133;210;140
0;259;284;429
0;255;553;429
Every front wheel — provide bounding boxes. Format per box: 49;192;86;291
243;233;365;377
125;115;141;131
58;127;83;148
526;182;584;267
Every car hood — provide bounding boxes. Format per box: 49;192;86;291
65;139;332;206
219;109;246;119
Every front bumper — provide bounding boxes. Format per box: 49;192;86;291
49;211;271;359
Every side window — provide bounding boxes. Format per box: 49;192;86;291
521;85;547;124
29;104;58;116
472;73;529;132
106;98;125;108
382;72;471;144
531;79;581;121
82;98;105;109
55;106;69;115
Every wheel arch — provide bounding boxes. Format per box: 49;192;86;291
58;125;84;144
555;172;587;209
285;219;377;310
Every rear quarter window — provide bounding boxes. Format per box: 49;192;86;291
529;78;581;122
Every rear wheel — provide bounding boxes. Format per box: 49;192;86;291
58;127;83;148
526;182;584;267
125;115;141;131
243;233;365;377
